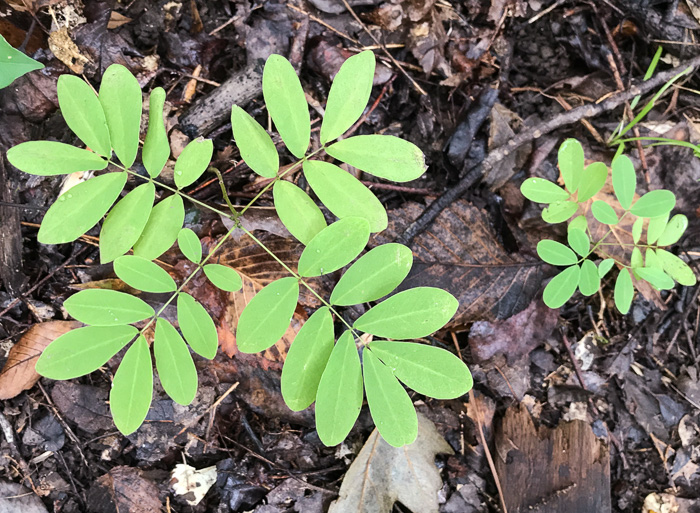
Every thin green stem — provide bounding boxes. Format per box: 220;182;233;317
212;167;239;217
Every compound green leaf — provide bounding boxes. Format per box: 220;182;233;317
635;267;675;291
113;255;177;293
174;138;213;189
542;265;580;308
646;248;661;270
568;215;588;233
631;247;643;269
657;214;688;246
614;269;633;314
520;177;569;204
330;243;413;306
611;154;636;209
273;180;327;245
542;200;577;224
281;307;334;411
647;214;669;245
578;259;600;296
655;248;697;286
591;200;619;225
64;289;154;326
133;194;185;260
35;325;137;380
177;293;218;359
363;348;417;447
177;228;202;264
231;105;279;178
315;331;363;446
326;135;426;182
38;172;126;244
110;335;153;435
599;258;615;278
7;141;108;176
99;64;142;168
558;138;584;193
100;182;155;263
143;87;170;178
154;318;197;405
536;239;578;266
320;50;375;145
368;340;472;399
354;287;458;339
298;217;370;277
203;263;242;292
236;277;299;353
567;229;590;257
577;162;607;202
0;34;44;88
57;74;111;157
262;54;310;158
630;190;676;218
632;217;643;244
303;160;387;232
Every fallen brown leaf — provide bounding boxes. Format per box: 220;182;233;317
87;466;162;513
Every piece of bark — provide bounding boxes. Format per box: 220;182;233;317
0;156;26;295
495;405;610;513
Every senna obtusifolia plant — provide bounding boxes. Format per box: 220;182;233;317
7;51;473;447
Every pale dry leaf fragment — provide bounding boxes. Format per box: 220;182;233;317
47;27;89;74
170;463;217;506
108;12;134;29
328;413;453;513
0;320;80;400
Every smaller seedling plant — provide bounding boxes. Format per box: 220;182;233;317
521;139;696;314
8;51;473;447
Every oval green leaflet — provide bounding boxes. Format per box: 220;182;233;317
64;289;154;326
177;228;202;264
598;258;615;278
0;34;44;88
326;135;426;182
298;217;370;277
557;138;584;193
57;74;111;157
354;287;458;339
132;194;185;260
174;138;213;189
536;240;578;266
99;63;142;168
303;160;387;233
231;105;279;178
281;307;334;411
576;162;607;202
7;141;107;176
614;269;633;314
110;335;153;435
363;348;417;447
578;259;599;296
542;200;577;224
143;87;170;178
113;255;177;293
635;267;675;291
330;243;413;306
646;248;661;270
368;340;472;399
567;229;590;257
655;249;697;286
262;54;310;159
35;325;137;380
236;277;299;353
203;263;242;292
38;172;127;245
568;215;588;233
315;331;363;446
320;50;375;145
630;247;644;270
542;265;580;308
177;292;218;359
611;154;636;210
100;182;155;263
154;318;198;405
647;213;669;245
656;214;688;246
630;190;676;218
591;200;619;225
272;180;327;245
632;217;643;245
520;177;569;204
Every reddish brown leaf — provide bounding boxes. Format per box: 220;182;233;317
86;466;162;513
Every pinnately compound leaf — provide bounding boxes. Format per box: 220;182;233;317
7;141;107;176
110;335;153;435
0;34;44;88
368;340;473;399
174;138;213;189
100;182;155;263
99;64;142;168
57;74;111;157
315;331;363;446
326;135;426;182
231;106;279;178
591;200;619;225
577;162;608;202
35;325;137;380
262;54;310;159
536;240;578;266
647;214;669;245
143;87;170;178
630;190;676;218
330;243;413;306
154;318;197;405
281;307;334;411
614;269;633;314
657;214;688;246
177;228;202;264
303;160;387;232
632;217;644;244
354;287;458;339
611;154;637;210
298;217;370;277
543;265;580;308
520;177;569;204
363;348;417;447
320;50;375;145
203;263;242;292
635;267;675;291
599;258;615;278
655;248;697;286
113;255;177;293
578;259;600;296
567;228;590;257
38;172;126;244
64;289;154;326
236;277;299;353
541;200;577;224
273;180;327;245
133;194;185;260
177;293;218;359
558;138;584;193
